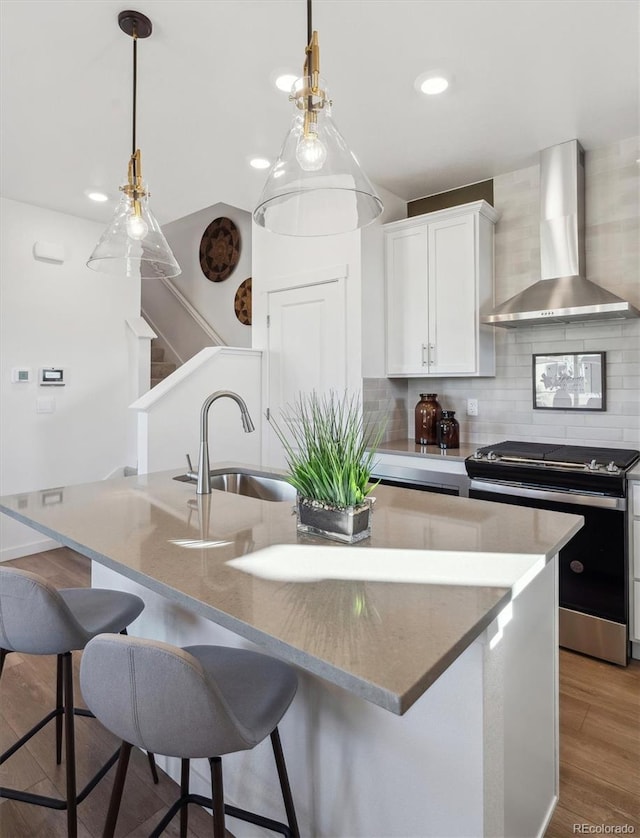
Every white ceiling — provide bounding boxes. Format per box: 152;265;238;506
1;0;638;226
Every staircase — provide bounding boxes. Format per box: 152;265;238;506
150;339;177;388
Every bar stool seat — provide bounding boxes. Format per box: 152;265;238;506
58;588;146;638
80;633;300;838
0;566;153;837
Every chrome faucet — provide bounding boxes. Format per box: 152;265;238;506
192;390;255;494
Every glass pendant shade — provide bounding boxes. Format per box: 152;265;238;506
87;11;179;279
254;77;383;237
87;188;181;279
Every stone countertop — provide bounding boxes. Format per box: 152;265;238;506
375;439;483;462
0;466;582;715
628;461;640;480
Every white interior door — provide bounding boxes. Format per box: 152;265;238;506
266;279;347;468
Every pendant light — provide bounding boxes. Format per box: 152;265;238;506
253;0;383;237
87;11;180;278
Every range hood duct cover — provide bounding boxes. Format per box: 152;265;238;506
483;139;639;328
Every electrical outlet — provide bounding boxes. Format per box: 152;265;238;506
467;398;479;416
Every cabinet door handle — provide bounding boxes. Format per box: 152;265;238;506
421;343;428;366
429;343;436;365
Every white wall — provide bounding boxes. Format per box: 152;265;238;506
141;276;217;365
252;184;406;383
0;198;140;559
131;347;262;474
162;202;252;349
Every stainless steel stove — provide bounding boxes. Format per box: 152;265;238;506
466;441;638;496
465;441;640;666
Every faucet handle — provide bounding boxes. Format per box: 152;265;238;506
185;453;198;480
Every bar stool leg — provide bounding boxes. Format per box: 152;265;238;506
209;757;226;838
62;651;78;838
56;654;63;765
271;728;300;838
180;758;190;837
147;751;159;784
103;741;132;838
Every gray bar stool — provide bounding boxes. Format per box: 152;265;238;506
0;565;157;837
80;633;300;838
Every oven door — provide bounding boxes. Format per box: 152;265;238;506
469;480;628;665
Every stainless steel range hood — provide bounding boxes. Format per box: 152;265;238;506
483;139;639;328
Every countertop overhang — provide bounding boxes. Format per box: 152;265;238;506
0;466;583;715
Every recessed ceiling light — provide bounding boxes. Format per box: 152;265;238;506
275;73;298;93
85;190;109;202
250;157;271;170
415;72;450;96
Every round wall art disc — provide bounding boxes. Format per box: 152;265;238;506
234;278;252;325
199;217;240;282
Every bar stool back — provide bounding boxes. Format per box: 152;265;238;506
0;566;150;837
80;633;300;838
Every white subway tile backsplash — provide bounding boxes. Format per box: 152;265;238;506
532;341;586;354
533;412;586;426
584;338;637;352
568;324;624;340
578;413;639;428
513;327;568;343
567;426;624;442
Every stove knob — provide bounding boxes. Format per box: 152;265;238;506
473;451;484;460
588;458;599;470
606;461;619;473
486;451;497;461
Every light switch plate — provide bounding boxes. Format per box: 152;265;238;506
36;396;55;413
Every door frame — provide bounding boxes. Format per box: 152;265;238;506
262;263;360;467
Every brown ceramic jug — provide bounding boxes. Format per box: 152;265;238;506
438;410;460;449
414;394;441;445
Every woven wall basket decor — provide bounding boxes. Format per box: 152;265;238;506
234;278;252;325
199;216;241;282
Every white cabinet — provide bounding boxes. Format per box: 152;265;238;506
384;200;499;377
630;480;640;657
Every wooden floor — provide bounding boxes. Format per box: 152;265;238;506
544;644;640;836
1;547;639;837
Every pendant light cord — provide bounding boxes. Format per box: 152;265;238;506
305;0;313;119
132;26;138;157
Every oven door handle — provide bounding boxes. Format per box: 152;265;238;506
469;479;626;510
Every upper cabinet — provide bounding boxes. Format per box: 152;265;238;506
384;200;499;377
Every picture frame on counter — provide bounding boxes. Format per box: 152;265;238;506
532;351;606;411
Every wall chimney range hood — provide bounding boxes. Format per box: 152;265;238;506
483;139;639;328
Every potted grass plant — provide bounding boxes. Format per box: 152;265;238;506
269;390;383;543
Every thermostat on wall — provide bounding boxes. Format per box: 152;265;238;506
39;367;66;386
11;367;32;383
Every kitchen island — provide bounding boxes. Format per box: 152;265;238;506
0;467;582;838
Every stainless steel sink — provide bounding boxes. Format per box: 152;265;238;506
175;469;296;502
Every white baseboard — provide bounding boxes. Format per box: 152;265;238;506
0;537;61;563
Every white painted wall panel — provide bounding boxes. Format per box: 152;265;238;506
0;197;139;559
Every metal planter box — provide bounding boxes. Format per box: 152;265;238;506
296;497;372;543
